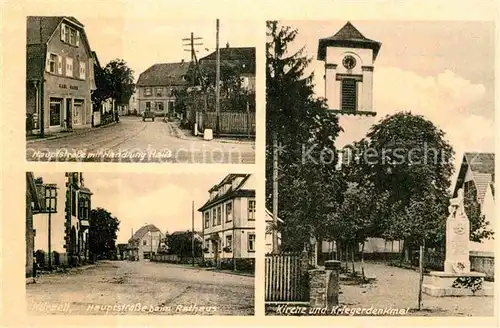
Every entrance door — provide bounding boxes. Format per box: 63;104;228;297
73;100;83;125
66;99;72;129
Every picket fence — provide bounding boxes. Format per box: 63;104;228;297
265;253;309;303
187;110;255;137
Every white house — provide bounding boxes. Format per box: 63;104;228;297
453;152;495;253
127;224;164;261
265;208;283;254
198;174;256;269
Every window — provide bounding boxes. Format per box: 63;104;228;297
204;211;210;228
156;102;164;112
248;234;255;252
225;202;233;222
248;200;255;221
71;190;77;216
156;88;163;97
145;88;152;96
49;98;62;126
219;239;222;252
225;235;232;250
145;102;151;111
79;61;86;79
79;198;90;220
217;205;222;225
341;79;357;111
65;57;73;77
48;54;57;73
143;240;147;246
212;208;217;226
60;23;79;46
70;29;76;45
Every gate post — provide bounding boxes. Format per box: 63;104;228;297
325;260;341;309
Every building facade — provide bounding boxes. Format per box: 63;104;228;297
453;152;495;253
26;16;96;134
26;173;45;277
198;174;256;269
64;172;92;264
127;224;164;261
135;62;189;116
265;208;283;254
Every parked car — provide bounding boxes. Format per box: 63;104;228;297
143;110;155;122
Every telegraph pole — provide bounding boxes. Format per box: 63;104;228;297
215;19;221;136
182;33;203;85
192;201;195;267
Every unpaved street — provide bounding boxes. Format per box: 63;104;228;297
26;260;254;315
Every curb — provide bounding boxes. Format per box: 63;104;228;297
26;122;118;144
169;123;254;145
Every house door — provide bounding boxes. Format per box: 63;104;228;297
213;241;220;267
73;100;83;125
66;99;72;128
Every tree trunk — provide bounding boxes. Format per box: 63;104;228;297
361;242;366;282
418;240;425;311
351;246;355;276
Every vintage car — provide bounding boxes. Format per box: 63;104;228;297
143;110;155;122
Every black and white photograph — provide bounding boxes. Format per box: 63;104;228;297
26;172;255;315
25;16;256;163
264;20;495;316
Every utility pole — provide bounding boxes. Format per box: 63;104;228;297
272;133;279;253
48;204;52;270
39;17;45;137
215;18;221;137
192;201;195;267
182;33;203;85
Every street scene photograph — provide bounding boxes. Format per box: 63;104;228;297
25;16;256;163
26;172;256;315
265;20;495;316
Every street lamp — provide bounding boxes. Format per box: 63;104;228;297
44;184;58;271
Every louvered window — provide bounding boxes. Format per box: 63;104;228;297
341;79;357;111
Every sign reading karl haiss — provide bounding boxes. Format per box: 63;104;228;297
423;189;493;297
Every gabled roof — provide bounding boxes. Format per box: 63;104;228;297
129;224;162;242
199;47;255;74
136;62;190;87
198;174;254;211
317;21;382;61
265;208;284;223
454;152;495;203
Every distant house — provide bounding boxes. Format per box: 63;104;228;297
26;16;96;134
265;208;283;254
453;152;495;253
135;62;189;116
127;224;164;261
198;174;256;269
116;243;128;260
199;45;256;93
26;173;45;277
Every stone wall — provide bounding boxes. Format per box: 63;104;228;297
308;268;327;308
470;251;494;281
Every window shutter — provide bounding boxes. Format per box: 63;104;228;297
45;53;51;72
60;24;65;41
341;79;357;111
76;30;80;47
57;56;63;74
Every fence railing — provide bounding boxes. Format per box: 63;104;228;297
187;109;255;137
265;252;309;302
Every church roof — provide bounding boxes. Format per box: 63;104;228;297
317;21;382;61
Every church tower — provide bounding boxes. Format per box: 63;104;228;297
317;22;382;149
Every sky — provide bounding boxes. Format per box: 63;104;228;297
32;172;229;252
80;16;260;82
277;20;495;184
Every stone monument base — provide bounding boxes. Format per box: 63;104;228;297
423;271;493;297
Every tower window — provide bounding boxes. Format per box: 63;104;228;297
341;79;357;111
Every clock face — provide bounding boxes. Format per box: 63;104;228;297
342;55;357;70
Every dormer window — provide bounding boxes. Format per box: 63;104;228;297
60;23;80;47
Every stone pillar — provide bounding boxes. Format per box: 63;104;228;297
308;268;326;308
325;260;341;308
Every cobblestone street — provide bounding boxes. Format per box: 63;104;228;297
26;117;255;163
26;261;255;315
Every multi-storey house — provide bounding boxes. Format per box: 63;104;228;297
198;174;256;270
26;16;96;134
135;62;189;116
127;224;164;261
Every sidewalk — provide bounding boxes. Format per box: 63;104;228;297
168;121;255;145
26;262;99;284
151;261;255;277
26;122;117;144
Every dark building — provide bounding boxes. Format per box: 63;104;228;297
26;16;96;134
26;173;44;277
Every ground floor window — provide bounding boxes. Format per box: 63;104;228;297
248;234;255;252
49;98;62;126
146;101;151;111
156;101;164;111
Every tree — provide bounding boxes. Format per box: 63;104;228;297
103;59;135;105
89;208;120;259
464;190;494;242
166;231;203;260
265;21;345;253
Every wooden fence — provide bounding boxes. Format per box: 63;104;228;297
265;253;309;303
187;110;255;137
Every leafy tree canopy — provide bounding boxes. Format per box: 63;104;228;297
89;208;120;258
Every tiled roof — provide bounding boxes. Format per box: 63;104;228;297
454;152;495;203
26;44;45;80
198;174;253;211
317;21;382;61
265;208;284;223
136;62;190;87
129;224;161;242
199;47;255;75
